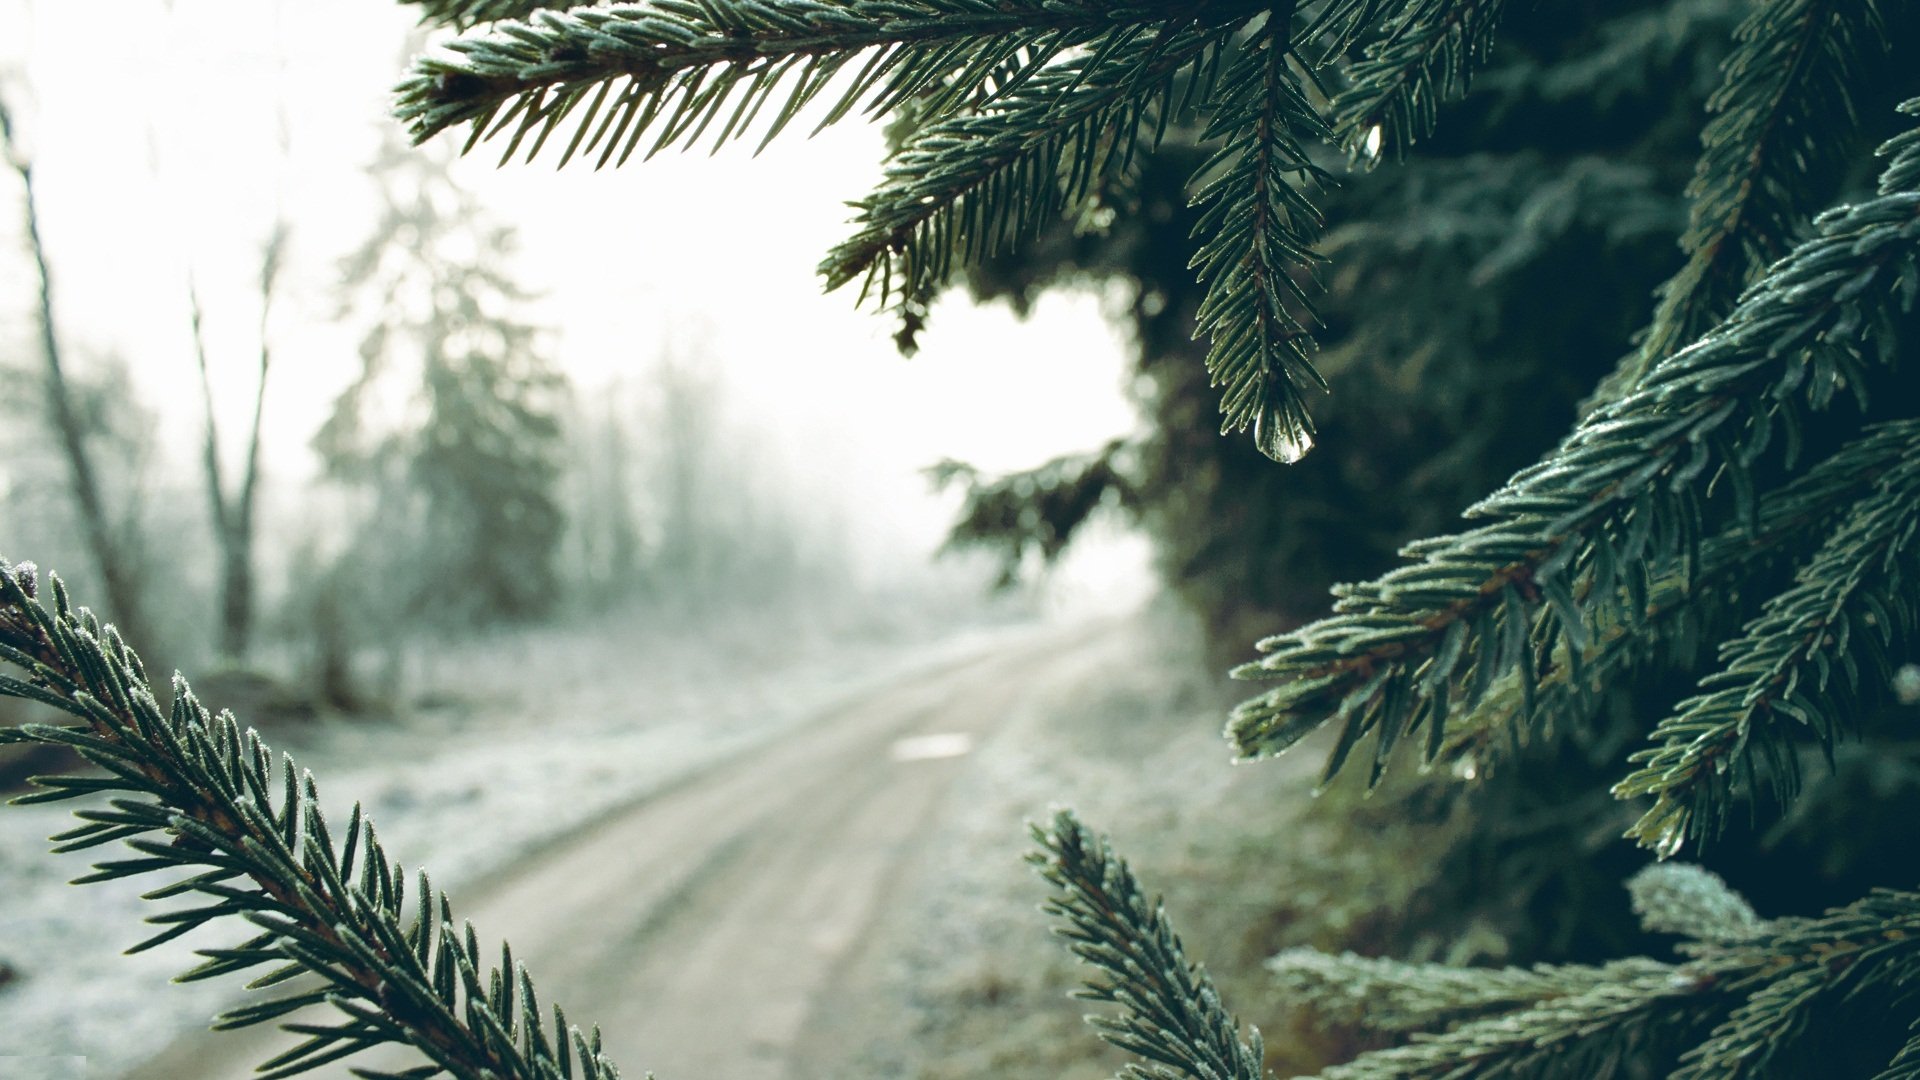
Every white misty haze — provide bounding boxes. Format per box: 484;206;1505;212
3;0;1152;601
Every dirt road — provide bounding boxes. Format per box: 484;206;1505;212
125;622;1117;1080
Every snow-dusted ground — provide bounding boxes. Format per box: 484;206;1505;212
0;596;1045;1076
792;605;1325;1079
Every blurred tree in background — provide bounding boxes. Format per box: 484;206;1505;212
318;134;568;630
557;344;857;614
560;381;646;602
641;347;845;605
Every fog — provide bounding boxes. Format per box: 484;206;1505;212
1;0;1155;662
0;4;1168;1074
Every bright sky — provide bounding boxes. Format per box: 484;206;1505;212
3;0;1151;590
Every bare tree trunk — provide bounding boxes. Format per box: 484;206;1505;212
1;93;150;650
188;224;285;663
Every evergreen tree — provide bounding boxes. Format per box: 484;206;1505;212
320;135;568;626
942;3;1920;981
412;342;568;621
3;2;1919;1079
935;7;1733;654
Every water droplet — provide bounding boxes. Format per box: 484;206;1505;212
1255;416;1313;463
1361;125;1384;163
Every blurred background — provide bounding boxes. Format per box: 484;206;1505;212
0;0;1153;690
0;2;1164;1073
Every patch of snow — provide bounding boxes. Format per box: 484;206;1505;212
890;733;974;762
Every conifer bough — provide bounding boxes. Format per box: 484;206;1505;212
1231;104;1920;819
0;559;623;1079
1013;5;1919;1073
1593;0;1896;404
393;0;1528;463
1037;812;1920;1079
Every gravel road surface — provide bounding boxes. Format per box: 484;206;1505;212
123;622;1115;1080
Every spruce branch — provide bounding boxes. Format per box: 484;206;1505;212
1228;98;1920;782
1325;0;1513;159
1300;0;1395;58
828;7;1341;463
1438;420;1919;774
1188;11;1332;462
1614;428;1920;854
393;1;1362;461
930;439;1136;587
1626;863;1770;944
1310;963;1716;1080
819;17;1239;314
405;0;585;31
1267;948;1677;1035
1591;0;1900;406
1674;887;1920;1079
0;558;623;1079
1030;810;1269;1080
1041;817;1920;1078
1286;881;1920;1079
393;1;1230;167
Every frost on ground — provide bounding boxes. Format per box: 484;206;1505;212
793;604;1335;1079
0;594;1035;1074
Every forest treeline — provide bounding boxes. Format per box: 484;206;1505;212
1;87;862;730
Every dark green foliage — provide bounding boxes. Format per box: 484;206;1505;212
322;137;569;626
1882;1032;1920;1080
1320;0;1513;159
1599;0;1900;402
1615;421;1920;852
1044;815;1920;1079
939;8;1730;651
1019;10;1917;1078
1030;810;1269;1080
819;19;1239;317
0;559;622;1078
1433;420;1914;770
1231;108;1920;792
1188;19;1330;461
